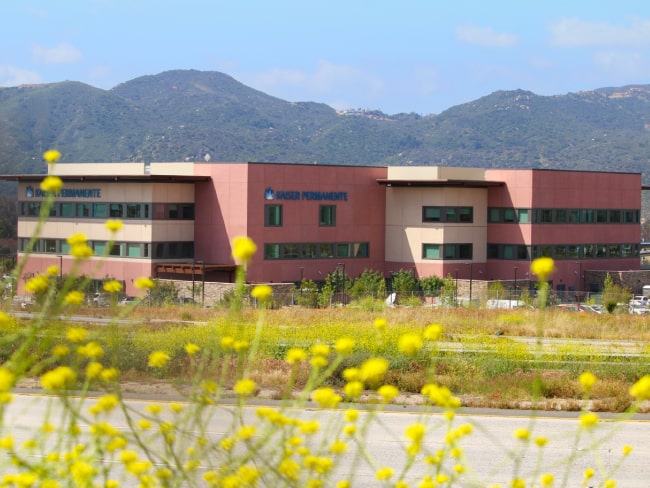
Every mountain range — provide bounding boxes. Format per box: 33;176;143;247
1;69;650;185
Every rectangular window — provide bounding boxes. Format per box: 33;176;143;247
167;204;179;219
582;244;594;259
60;202;74;217
109;243;122;256
93;241;106;255
155;243;165;258
423;244;440;259
596;209;608;223
568;245;580;259
621;244;633;257
45;239;57;253
609;210;621;223
265;204;283;227
301;243;318;258
127;243;141;257
488;208;500;223
153;204;166;219
181;204;195;220
458;244;473;260
582;209;595;223
503;208;516;223
423;207;442;222
109;203;123;218
624;210;636;223
487;244;499;259
503;245;514;259
517;209;529;223
27;202;41;217
93;203;107;218
516;245;530;260
568;209;580;223
541;209;553;223
459;207;473;223
319;205;336;226
60;241;70;255
353;242;369;258
608;244;620;257
554;209;567;223
76;203;91;217
445;208;457;222
336;243;350;258
143;243;149;257
168;242;178;258
282;243;299;259
181;242;194;258
264;243;280;260
596;245;607;258
555;245;566;259
319;243;333;258
126;204;141;219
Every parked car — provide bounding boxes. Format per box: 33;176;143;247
629;295;649;307
118;296;138;306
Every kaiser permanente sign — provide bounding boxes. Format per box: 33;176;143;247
25;186;102;199
264;187;348;201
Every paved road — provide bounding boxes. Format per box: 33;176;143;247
4;393;649;487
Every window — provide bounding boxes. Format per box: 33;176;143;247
181;242;194;258
445;208;457;222
265;204;283;227
264;244;280;260
126;204;141;219
109;243;122;256
596;245;607;258
582;244;594;259
27;202;40;217
181;204;195;220
568;245;580;259
336;243;350;258
554;209;567;223
423;207;442;222
518;209;529;223
621;244;633;257
582;209;595;223
596;209;608;223
568;210;580;223
93;203;107;218
319;243;333;258
488;208;500;222
459;207;473;223
77;203;91;217
503;245;514;260
624;210;637;223
155;243;165;258
44;239;57;253
167;204;179;219
127;243;141;257
503;208;516;223
458;244;473;260
608;244;620;257
60;241;70;255
60;203;74;217
319;205;336;226
423;244;440;259
540;209;553;223
353;242;369;258
301;244;318;258
609;210;621;223
555;245;566;259
282;243;299;259
109;203;123;218
93;241;106;255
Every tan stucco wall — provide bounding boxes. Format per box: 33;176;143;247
385;186;488;263
49;162;194;176
387;166;485;181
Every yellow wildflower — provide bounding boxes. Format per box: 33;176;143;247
514;428;530;441
398;333;423;355
405;423;426;444
286;347;307;364
579;371;596;390
41;366;76;391
312;387;342;408
64;290;85;305
231;236;257;264
70;243;94;259
345;409;359;422
134;277;155;289
329;440;348;454
579;412;599;429
67;327;88;343
105;219;123;232
234;378;256;397
103;280;123;294
360;357;389;386
344;381;364;399
535;436;548;447
335;337;355;355
424;323;443;340
43;149;61;164
623;445;633;455
185;343;200;355
86;361;103;379
373;318;387;331
25;275;49;294
375;467;394;481
46;265;60;276
148;351;170;368
40;175;63;194
629;375;650;400
250;284;273;302
78;341;104;359
100;367;119;382
530;257;555;281
584;468;595;479
378;384;399;402
233;339;249;351
220;336;235;350
603;480;616;488
311;343;330;357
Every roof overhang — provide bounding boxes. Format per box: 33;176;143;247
0;174;211;183
377;179;504;188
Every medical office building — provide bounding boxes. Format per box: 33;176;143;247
4;161;644;298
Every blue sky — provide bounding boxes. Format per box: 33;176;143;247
3;1;650;115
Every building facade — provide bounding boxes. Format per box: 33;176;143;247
4;162;643;297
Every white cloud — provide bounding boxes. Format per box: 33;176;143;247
549;18;650;47
32;42;82;64
455;25;518;47
0;66;42;87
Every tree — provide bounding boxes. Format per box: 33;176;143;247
349;269;386;300
601;272;630;313
419;275;444;297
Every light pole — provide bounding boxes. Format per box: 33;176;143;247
454;269;459;305
191;259;196;302
575;261;582;306
337;262;346;305
513;266;518;300
56;255;62;283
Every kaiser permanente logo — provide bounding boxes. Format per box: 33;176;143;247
264;187;347;201
25;186;102;198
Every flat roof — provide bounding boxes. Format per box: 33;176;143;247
377;179;504;188
0;174;211;183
